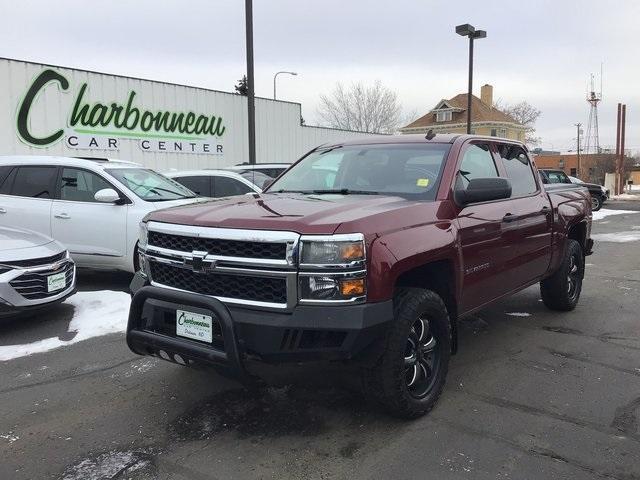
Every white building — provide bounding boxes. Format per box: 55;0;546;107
0;58;373;170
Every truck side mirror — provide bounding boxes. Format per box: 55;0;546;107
94;188;122;204
455;177;512;205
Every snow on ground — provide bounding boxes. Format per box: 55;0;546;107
506;312;531;317
611;193;640;201
591;231;640;243
592;209;639;221
0;290;130;362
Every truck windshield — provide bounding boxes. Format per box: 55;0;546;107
106;168;197;202
268;143;451;199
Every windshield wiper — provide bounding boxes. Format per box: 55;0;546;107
272;189;308;193
311;189;378;195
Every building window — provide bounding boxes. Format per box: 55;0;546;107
436;111;452;122
558;159;565;168
499;128;507;137
490;128;497;136
570;168;577;176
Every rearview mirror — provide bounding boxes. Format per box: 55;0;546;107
94;188;121;203
455;177;512;205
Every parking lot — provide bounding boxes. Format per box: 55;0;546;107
1;201;639;480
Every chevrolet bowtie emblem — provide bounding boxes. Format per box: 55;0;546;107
185;250;214;272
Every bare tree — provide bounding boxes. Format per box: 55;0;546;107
495;100;542;146
317;81;402;134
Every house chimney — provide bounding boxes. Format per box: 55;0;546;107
481;84;493;107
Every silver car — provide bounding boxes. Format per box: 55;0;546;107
0;226;76;316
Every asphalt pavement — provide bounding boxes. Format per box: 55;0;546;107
1;201;639;480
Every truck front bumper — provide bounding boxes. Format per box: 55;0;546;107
127;274;393;378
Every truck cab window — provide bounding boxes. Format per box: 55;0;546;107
497;145;538;196
458;144;498;188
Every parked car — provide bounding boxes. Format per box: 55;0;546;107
0;157;202;273
0;226;75;316
539;169;606;211
228;163;291;179
568;175;609;200
164;170;261;197
128;134;593;418
228;170;274;190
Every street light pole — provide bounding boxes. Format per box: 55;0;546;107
456;24;486;134
575;123;582;178
273;71;297;100
245;0;256;165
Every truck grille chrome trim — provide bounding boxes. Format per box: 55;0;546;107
144;223;301;310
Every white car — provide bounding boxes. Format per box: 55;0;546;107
0;156;202;273
0;226;76;316
164;170;261;197
227;163;291;179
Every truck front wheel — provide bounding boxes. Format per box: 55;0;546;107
363;288;451;418
540;239;584;311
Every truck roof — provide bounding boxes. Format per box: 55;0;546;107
320;133;527;149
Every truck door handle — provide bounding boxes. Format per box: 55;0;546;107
502;213;517;223
0;207;6;214
54;213;70;219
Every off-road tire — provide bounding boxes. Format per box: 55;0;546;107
363;288;451;419
591;194;603;212
540;239;584;311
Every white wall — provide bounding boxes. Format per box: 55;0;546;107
0;58;374;170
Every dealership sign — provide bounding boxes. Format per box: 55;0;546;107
16;69;225;154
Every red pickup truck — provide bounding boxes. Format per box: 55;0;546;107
127;134;593;418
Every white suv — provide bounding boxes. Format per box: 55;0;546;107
0;157;203;273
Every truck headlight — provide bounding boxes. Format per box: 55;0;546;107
299;234;365;266
299;274;366;302
298;233;366;303
139;222;148;249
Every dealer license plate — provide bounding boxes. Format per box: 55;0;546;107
176;309;213;343
47;272;67;292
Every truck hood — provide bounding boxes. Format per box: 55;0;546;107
146;193;446;235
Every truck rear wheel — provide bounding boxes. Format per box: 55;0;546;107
363;288;450;418
540;239;584;311
591;195;603;211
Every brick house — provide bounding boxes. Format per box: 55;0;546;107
532;153;618;185
400;84;526;141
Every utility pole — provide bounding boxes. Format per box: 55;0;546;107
575;123;582;178
245;0;256;164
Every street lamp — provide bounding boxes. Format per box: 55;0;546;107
273;71;297;100
455;23;487;134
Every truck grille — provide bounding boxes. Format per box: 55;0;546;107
9;261;74;300
148;231;286;260
150;262;287;304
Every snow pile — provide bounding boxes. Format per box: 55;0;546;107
591;231;640;243
0;290;130;362
592;209;639;221
506;312;531;317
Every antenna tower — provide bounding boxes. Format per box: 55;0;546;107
583;70;602;155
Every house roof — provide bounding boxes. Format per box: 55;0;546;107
402;93;520;130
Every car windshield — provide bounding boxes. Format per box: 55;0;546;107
106;168;197;201
267;144;451;199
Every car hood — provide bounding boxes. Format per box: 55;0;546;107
0;226;54;250
147;197;211;211
146;193;447;235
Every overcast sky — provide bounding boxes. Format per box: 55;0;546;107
1;0;638;152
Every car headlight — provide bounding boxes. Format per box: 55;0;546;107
139;222;148;249
299;234;365;266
